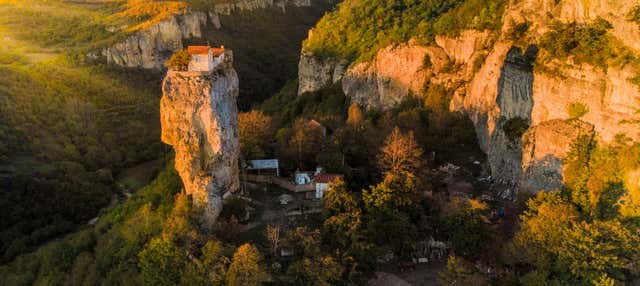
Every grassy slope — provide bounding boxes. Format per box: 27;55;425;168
0;0;165;262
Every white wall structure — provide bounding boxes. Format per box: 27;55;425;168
295;172;312;185
187;46;225;72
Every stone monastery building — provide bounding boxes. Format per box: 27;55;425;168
187;45;226;72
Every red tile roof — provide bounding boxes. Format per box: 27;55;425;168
314;174;344;184
187;46;210;55
308;119;323;128
187;46;225;56
211;47;225;57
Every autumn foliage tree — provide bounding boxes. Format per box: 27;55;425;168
346;102;365;126
166;50;191;71
377;127;425;177
288;118;325;169
226;244;270;286
238;110;274;159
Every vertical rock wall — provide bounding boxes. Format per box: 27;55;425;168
160;53;240;227
296;0;640;196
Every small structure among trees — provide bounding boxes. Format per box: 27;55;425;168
313;174;344;199
246;159;280;176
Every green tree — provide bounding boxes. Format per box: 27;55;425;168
226;244;270;286
182;241;232;286
441;209;487;257
166;50;191;71
161;193;197;244
437;256;489;286
556;220;640;283
283;227;344;285
564;135;597;214
323;179;360;215
363;172;419;212
366;209;417;256
288;118;324;169
346;102;365;126
286;255;342;286
138;237;186;286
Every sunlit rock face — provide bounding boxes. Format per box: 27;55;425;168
342;42;431;109
93;0;331;70
101;12;208;69
298;51;347;95
297;0;640;195
520;119;595;193
160;51;240;227
462;0;640;192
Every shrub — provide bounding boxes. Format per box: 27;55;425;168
423;54;432;69
502;117;529;142
567;102;589;118
629;74;640;91
506;20;531;44
627;5;640;25
166;50;191;71
538;17;635;69
472;53;487;73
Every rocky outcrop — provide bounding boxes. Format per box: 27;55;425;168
531;66;640;143
212;0;315;14
342;42;431;109
297;0;640;195
520;119;595;193
337;31;490;107
462;0;640;192
96;12;208;70
298;52;347;95
160;51;240;227
94;0;330;70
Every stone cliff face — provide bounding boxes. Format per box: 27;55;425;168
298;0;640;195
462;0;640;193
520;119;595;193
98;12;208;69
341;31;490;109
160;51;240;226
298;51;347;95
93;0;330;70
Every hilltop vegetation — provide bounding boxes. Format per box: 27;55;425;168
537;17;638;70
303;0;505;63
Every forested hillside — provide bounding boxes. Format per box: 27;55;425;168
0;0;168;263
1;0;639;285
303;0;505;62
